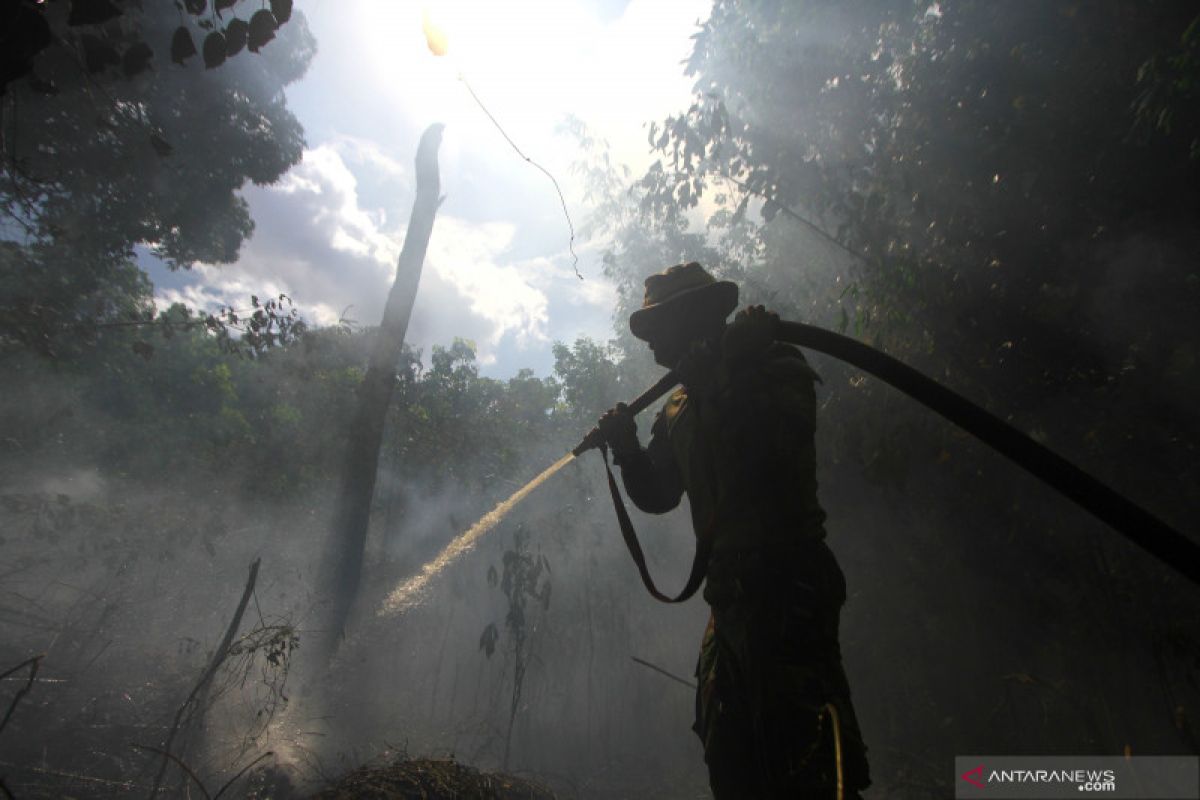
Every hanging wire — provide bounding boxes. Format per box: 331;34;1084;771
458;73;582;280
719;172;871;267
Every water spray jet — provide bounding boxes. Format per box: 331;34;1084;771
379;453;576;616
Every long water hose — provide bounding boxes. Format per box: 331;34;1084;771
574;319;1199;588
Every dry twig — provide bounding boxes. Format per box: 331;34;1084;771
148;558;260;798
630;655;696;690
0;653;44;736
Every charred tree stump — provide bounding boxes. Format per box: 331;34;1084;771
323;124;445;654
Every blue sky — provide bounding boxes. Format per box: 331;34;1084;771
148;0;710;378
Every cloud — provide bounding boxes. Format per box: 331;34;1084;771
152;143;406;331
426;218;549;347
147;0;714;376
276;146;402;271
151;142;619;375
189;0;710;379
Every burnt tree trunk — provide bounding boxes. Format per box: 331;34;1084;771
323;123;444;653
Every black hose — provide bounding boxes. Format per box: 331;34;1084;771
773;320;1198;587
573;320;1199;587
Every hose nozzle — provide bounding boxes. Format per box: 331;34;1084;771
572;427;605;458
570;370;680;459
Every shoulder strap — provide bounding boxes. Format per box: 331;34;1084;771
601;444;711;603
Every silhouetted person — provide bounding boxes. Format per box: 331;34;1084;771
597;262;870;798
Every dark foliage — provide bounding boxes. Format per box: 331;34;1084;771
0;0;315;356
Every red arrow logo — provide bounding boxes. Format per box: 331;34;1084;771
961;764;985;788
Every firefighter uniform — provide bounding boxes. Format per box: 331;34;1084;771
606;262;871;798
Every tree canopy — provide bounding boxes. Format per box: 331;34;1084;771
643;1;1199;393
1;0;315;354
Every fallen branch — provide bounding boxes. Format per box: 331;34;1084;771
148;558;260;798
0;758;147;790
0;653;44;736
630;655;696;690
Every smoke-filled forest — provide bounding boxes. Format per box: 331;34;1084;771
1;1;1198;798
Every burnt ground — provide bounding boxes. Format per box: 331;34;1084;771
308;757;557;799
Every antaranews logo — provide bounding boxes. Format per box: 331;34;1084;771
954;755;1198;799
961;764;1117;792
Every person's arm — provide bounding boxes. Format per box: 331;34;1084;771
596;405;684;514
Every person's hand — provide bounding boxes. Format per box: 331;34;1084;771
722;304;779;362
596;402;639;460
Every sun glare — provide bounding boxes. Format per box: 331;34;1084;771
352;0;709;229
362;2;591;141
416;0;585;74
421;8;450;56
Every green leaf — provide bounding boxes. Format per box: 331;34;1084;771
247;10;277;53
270;0;293;24
171;26;197;65
149;133;173;157
202;31;227;69
224;18;249;55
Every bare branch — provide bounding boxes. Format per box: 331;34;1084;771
630;655;696;690
148;559;261;799
0;654;44;736
0;759;151;789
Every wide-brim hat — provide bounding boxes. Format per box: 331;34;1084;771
629;262;739;341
